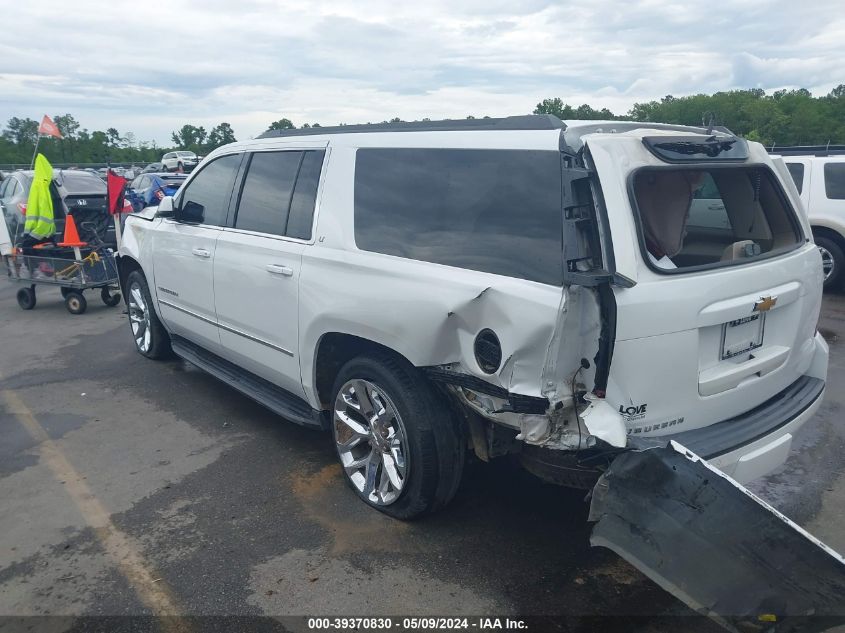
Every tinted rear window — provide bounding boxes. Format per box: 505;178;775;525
824;163;845;200
354;148;562;285
58;172;106;193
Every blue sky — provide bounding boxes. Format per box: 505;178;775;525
1;0;842;145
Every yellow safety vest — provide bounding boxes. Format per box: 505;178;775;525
24;153;55;240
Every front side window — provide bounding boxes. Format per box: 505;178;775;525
354;148;562;285
631;167;802;271
824;163;845;200
178;153;241;226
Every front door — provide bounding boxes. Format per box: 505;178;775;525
152;153;243;353
213;149;325;398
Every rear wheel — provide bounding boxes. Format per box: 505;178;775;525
101;287;122;307
65;291;87;315
331;353;464;519
815;235;844;289
125;270;172;359
16;286;36;310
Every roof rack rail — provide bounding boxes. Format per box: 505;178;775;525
257;114;565;139
768;145;845;157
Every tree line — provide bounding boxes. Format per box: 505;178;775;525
3;85;844;166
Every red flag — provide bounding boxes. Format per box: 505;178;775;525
38;115;63;139
107;170;128;215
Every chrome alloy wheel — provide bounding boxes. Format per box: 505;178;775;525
333;379;409;506
819;245;834;282
128;281;152;353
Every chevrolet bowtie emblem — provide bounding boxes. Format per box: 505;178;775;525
754;296;777;312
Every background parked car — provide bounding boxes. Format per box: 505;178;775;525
0;169;116;247
161;151;198;172
126;173;187;211
141;162;163;174
772;147;845;289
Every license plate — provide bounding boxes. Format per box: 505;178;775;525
720;313;765;360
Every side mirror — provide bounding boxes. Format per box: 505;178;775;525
155;196;175;218
178;200;205;224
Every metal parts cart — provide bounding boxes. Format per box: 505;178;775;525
4;247;121;315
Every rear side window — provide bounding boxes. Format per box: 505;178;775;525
235;151;302;235
631;167;802;272
286;151;324;240
786;163;804;194
178;153;241;226
824;163;845;200
233;150;324;238
354;148;562;285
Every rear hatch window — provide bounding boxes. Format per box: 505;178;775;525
631;166;803;272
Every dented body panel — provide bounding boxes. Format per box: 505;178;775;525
590;442;845;632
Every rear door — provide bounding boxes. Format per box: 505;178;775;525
213;147;326;397
152;153;243;353
585;134;822;438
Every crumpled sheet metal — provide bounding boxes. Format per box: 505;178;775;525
589;441;845;633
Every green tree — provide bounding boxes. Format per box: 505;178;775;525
267;118;295;131
206;122;237;149
171;124;207;150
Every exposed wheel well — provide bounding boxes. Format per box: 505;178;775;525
117;255;143;297
811;226;845;250
314;333;414;409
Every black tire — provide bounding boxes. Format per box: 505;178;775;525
101;287;122;307
815;235;844;290
65;291;87;315
177;162;183;173
16;286;36;310
330;352;464;519
125;270;172;359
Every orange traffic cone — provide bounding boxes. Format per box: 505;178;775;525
58;214;87;248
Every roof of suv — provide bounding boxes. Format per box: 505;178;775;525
250;115;735;154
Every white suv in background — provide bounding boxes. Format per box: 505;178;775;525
161;150;199;173
118;116;827;521
773;148;845;289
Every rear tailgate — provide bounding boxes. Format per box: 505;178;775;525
584;133;823;441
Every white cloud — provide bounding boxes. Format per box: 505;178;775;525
0;0;843;144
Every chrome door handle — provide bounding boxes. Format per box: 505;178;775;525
191;248;211;258
266;264;293;276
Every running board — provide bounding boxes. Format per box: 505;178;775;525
589;442;845;632
171;335;326;430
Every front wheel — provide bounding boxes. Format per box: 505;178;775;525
331;353;464;519
125;270;172;359
815;235;844;290
16;286;36;310
65;291;87;315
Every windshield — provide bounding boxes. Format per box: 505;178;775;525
631;166;802;272
177;151;196;157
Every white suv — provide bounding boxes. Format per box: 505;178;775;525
773;149;845;289
118;116;828;519
161;151;199;173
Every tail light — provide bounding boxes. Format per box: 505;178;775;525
17;202;26;215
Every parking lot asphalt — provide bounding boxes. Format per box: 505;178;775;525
1;281;843;632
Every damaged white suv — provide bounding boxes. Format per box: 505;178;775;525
118;115;827;520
